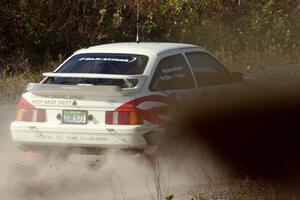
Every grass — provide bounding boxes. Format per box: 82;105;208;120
0;55;58;103
148;152;298;200
0;72;42;103
187;180;297;200
216;48;300;71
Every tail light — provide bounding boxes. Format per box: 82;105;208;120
16;97;46;122
105;111;143;125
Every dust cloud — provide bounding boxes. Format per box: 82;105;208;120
0;104;217;200
0;64;299;200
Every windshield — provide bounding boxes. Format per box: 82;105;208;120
45;53;148;87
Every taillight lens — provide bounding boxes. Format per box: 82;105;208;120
16;97;46;122
105;111;143;125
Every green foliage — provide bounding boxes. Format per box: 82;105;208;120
164;193;175;200
0;0;299;73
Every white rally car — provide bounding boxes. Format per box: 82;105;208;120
11;42;244;155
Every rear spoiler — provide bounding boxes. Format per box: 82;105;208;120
43;72;146;81
26;73;147;97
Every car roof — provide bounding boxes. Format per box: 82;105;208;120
74;42;202;55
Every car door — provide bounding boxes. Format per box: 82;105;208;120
148;53;196;98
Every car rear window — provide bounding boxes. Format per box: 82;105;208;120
45;53;148;87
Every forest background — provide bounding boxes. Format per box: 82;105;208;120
0;0;299;98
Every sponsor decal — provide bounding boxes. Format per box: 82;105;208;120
79;57;137;63
162;66;184;74
31;94;84;100
30;94;84;105
34;134;108;142
159;65;186;81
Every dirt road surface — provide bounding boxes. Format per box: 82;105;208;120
0;64;299;200
0;105;199;200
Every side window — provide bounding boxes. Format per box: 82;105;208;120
186;52;231;86
186;52;227;72
149;54;195;91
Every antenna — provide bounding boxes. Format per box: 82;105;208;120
136;0;140;43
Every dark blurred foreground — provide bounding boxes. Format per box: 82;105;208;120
163;86;300;187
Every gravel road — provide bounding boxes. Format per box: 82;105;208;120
0;105;191;200
0;63;299;200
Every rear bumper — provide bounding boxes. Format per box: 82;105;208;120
10;121;161;149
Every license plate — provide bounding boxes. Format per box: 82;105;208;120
62;110;87;124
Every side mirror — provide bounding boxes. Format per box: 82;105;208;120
230;72;244;82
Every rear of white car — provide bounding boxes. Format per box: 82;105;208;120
10;46;170;154
12;93;161;149
11;42;246;155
